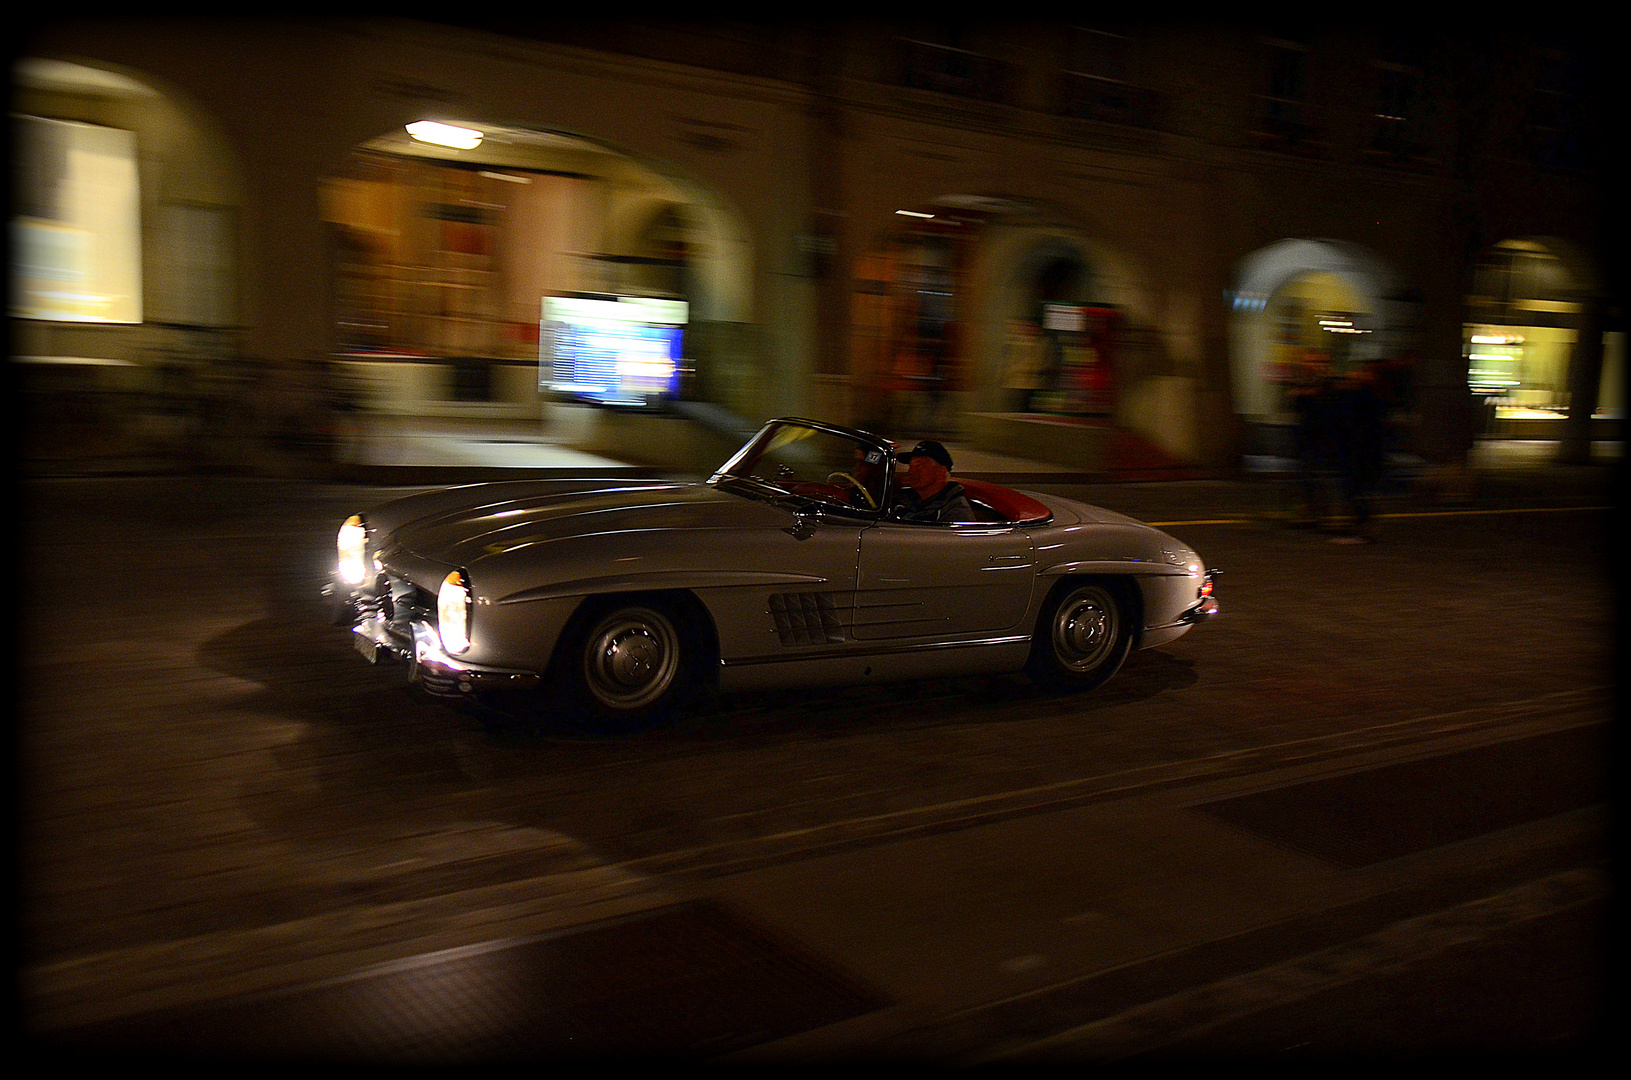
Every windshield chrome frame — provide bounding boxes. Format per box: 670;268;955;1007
709;416;898;520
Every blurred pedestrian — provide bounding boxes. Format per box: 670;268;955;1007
1375;347;1418;494
1288;348;1335;527
1377;347;1417;414
1330;359;1387;543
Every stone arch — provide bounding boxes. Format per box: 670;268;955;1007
1229;238;1403;430
960;203;1162;433
970;227;1153;403
847;196;1156;414
852;193;1199;464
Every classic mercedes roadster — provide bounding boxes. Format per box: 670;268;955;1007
326;417;1217;729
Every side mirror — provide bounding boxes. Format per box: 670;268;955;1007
783;506;821;540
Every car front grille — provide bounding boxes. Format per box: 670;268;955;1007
387;577;436;623
359;573;436;649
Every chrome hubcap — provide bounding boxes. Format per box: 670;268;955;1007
1053;586;1118;673
584;609;680;709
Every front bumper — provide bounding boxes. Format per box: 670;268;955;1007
1177;596;1220;624
327;575;540;698
1176;568;1221;625
350;614;542;698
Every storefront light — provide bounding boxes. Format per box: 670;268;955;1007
406;121;483;150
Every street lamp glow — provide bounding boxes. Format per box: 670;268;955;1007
406;121;483;150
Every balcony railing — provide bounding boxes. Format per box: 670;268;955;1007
1249;95;1325;155
1056;71;1163;128
897;38;1016;104
1364;114;1438;168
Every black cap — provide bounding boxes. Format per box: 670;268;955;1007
900;440;953;469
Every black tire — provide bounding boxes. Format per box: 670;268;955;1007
556;597;701;733
1026;577;1134;693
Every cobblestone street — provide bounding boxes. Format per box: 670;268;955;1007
17;449;1618;1059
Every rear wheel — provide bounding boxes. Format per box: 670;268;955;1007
1026;578;1134;693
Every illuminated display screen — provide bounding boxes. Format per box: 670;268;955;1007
542;295;687;406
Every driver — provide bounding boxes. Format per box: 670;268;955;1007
891;440;973;523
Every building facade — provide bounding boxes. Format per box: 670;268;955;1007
12;17;1615;474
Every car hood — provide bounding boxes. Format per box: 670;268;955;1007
381;480;788;568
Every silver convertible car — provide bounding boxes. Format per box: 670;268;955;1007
326;417;1217;730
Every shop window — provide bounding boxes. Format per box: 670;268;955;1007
11;115;142;323
1464;244;1582;421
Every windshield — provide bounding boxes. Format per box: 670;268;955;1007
710;420;890;514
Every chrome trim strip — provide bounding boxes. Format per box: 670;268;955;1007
1038;560;1190;578
721;633;1031;668
500;568;831;605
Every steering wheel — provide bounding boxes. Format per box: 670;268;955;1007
826;471;878;510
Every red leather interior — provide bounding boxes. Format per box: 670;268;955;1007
958;478;1052;524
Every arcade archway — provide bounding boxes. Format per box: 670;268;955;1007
1229;238;1404;460
1464;237;1618;447
320;120;753;415
850;197;1154;435
12;55;247;465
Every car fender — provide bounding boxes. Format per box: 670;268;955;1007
1029;518;1206;642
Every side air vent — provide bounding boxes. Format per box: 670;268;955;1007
769;592;849;647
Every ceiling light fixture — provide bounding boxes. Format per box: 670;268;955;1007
406;121;483;150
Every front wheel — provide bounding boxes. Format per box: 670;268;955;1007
557;598;698;732
1026;578;1134;693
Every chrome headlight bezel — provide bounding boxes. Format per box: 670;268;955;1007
437;569;473;654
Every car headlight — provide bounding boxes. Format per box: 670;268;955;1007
438;569;473;654
337;515;368;585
